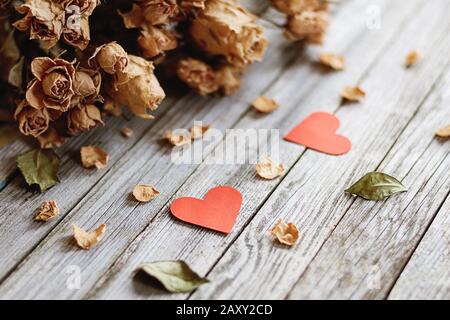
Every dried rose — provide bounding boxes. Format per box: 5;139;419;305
89;42;129;75
66;0;100;16
285;10;328;44
73;223;105;250
189;0;267;67
35;200;59;221
62;16;90;50
67;104;103;135
177;58;219;95
13;0;65;49
14;100;50;137
110;55;165;119
138;25;178;58
26;57;76;113
73;67;102;105
37;127;65;149
121;1;179;27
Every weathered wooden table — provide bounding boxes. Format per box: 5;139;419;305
1;0;450;300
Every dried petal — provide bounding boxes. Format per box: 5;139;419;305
80;145;109;169
405;50;421;68
252;96;279;113
256;156;285;180
190;124;211;139
435;125;450;138
35;200;59;221
166;130;191;146
341;86;366;102
37;127;65;149
319;53;345;70
73;224;106;250
271;219;299;247
138;25;178;58
133;184;160;202
121;127;133;138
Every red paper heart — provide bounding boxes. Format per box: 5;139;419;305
284;112;351;155
170;186;243;234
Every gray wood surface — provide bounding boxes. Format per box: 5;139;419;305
0;0;449;300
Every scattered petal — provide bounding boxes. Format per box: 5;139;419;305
133;184;160;202
137;261;209;293
80;146;109;169
73;224;106;250
252;96;279;113
435;125;450;138
166;130;191;147
35;200;60;222
121;127;133;138
256;156;285;180
271;219;299;247
319;53;345;70
405;50;421;68
190;124;211;140
341;86;366;102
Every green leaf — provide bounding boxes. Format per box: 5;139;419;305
137;261;209;293
16;149;60;192
345;172;407;201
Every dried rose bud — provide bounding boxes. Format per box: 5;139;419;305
89;42;129;75
138;25;178;58
73;67;102;105
189;0;267;67
284;10;328;44
62;16;90;50
110;55;165;119
121;1;179;27
13;0;65;49
14;100;50;137
177;58;219;95
271;0;327;15
67;104;103;135
26;57;76;113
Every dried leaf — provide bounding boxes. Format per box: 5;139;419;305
319;53;345;70
137;261;208;293
0;124;19;149
80;146;109;169
345;172;407;201
35;200;59;221
405;50;421;68
190;124;211;140
121;127;133;138
166;130;191;147
341;86;366;102
16;149;60;192
252;96;279;113
435;125;450;138
133;184;160;202
271;219;299;247
73;224;106;250
256;156;285;180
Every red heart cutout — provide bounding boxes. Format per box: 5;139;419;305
170;186;242;234
284;112;351;155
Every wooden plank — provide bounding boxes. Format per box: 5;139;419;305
85;0;425;299
388;188;450;298
287;63;450;300
186;0;450;300
0;4;305;297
